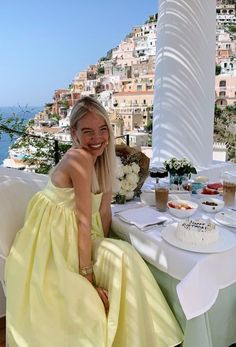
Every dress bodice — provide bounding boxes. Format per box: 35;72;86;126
42;178;104;238
43;178;103;213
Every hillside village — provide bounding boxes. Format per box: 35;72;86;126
4;0;236;170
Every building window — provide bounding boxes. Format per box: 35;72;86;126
219;80;226;87
219;91;226;97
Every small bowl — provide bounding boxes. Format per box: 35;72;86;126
197;188;220;198
167;200;198;219
191;182;204;194
200;197;224;213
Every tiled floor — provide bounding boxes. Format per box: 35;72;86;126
0;317;5;347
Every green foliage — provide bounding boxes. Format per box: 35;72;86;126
0;115;27;140
215;64;221;76
97;66;105;75
145;13;158;24
49;113;60;125
11;134;71;174
225;105;236;113
144;120;152;133
147;134;152;147
0;112;72;174
214;104;222;119
27;119;35;127
228;24;236;33
58;99;69;109
214;104;236;161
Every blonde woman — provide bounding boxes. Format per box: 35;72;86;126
5;96;183;347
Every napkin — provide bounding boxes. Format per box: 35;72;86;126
111;202;144;215
116;206;170;230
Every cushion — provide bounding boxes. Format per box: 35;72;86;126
0;179;46;258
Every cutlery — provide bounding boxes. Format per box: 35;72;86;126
141;219;173;231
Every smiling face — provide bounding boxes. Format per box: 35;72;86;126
74;111;109;159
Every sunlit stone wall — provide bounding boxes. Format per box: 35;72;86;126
152;0;216;169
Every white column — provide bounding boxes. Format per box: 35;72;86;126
152;0;216;169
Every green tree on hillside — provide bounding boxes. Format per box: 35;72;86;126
214;105;236;162
0;114;71;174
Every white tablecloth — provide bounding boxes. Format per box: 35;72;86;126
111;202;236;320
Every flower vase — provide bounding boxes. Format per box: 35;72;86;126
169;174;189;190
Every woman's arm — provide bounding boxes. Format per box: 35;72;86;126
68;149;94;283
99;191;112;237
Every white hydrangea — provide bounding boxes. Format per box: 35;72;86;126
119;188;126;196
123;165;133;174
121;179;132;191
131;162;140;174
126;172;139;185
116;157;124;178
125;191;134;200
113;178;122;193
113;155;142;202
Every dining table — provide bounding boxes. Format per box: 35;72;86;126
110;180;236;347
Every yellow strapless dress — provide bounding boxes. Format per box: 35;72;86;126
5;180;183;347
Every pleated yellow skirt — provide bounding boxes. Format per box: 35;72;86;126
5;180;183;346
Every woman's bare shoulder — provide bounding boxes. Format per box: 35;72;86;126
50;148;93;188
64;148;93;170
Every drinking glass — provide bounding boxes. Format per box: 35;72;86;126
221;171;236;207
155;182;169;212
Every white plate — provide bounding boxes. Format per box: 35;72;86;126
215;210;236;228
162;223;236;253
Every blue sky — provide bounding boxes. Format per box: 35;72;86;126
0;0;158;107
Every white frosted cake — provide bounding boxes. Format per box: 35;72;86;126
176;219;219;246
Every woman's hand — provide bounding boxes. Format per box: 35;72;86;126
95;286;109;315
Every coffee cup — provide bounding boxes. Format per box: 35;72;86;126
155;185;169;212
222;172;236;207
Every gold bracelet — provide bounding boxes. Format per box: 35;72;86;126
79;264;93;276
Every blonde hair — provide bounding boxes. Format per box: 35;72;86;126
70;96;116;194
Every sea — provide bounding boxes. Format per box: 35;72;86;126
0;106;43;165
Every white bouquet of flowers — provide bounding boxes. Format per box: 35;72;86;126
113;144;150;203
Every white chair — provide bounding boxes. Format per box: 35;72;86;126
0;178;47;301
0;176;47;346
